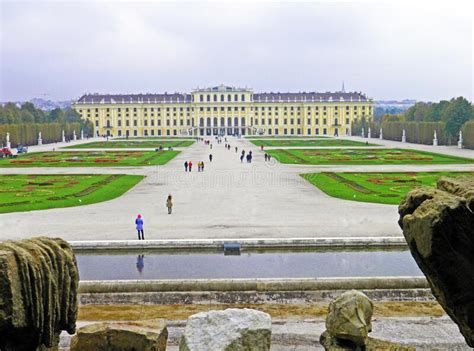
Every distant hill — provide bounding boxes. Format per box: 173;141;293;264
374;99;416;118
0;98;72;111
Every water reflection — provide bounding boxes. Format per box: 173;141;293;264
76;250;422;281
136;254;145;274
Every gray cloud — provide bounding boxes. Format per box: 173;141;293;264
0;0;472;101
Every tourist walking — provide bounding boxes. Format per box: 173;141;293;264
260;145;264;151
209;154;213;162
135;214;144;240
240;154;244;163
184;161;188;172
235;146;238;153
166;195;173;214
264;153;268;161
201;161;205;171
188;161;193;172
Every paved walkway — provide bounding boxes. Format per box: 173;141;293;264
1;137;473;241
59;316;469;350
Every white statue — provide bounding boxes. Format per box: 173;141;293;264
402;129;406;143
73;130;77;141
458;130;463;149
361;128;365;138
62;130;65;143
368;127;371;139
6;132;11;149
379;128;383;140
38;132;42;145
80;129;84;140
433;130;438;146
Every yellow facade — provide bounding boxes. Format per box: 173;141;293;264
72;85;373;137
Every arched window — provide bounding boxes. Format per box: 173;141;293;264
234;94;238;102
213;94;217;102
335;118;338;125
213;117;218;126
227;117;232;126
206;117;211;126
241;117;245;126
206;94;210;102
221;94;224;102
234;117;239;126
227;95;231;102
199;118;204;126
241;94;245;102
220;117;225;126
200;95;203;102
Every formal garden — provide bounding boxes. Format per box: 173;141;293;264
64;140;194;149
249;138;377;147
301;171;473;205
267;148;474;165
0;150;179;167
0;174;144;213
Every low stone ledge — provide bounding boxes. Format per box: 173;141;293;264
78;277;427;294
68;237;407;252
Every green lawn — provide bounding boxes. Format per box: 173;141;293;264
0;174;144;213
249;139;377;147
114;137;194;140
267;148;474;165
302;172;473;205
0;151;179;167
64;140;194;149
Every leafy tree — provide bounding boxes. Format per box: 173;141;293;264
405;102;431;122
443;97;474;137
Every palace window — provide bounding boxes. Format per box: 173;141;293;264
213;95;217;102
207;94;210;102
221;94;224;102
133;120;137;127
200;95;204;102
234;94;238;102
241;94;245;102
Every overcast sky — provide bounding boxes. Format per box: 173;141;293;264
0;0;472;102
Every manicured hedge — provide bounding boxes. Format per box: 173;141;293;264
380;121;446;145
461;121;474;149
0;123;81;147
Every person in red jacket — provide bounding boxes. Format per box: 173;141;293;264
188;161;193;172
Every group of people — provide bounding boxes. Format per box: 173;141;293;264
184;160;193;172
264;153;272;161
240;150;253;163
134;195;173;240
184;160;206;172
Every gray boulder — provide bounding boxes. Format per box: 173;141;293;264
179;308;271;351
399;176;474;347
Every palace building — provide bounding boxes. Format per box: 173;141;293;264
72;85;373;137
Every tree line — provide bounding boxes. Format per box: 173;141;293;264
0;102;93;147
354;97;474;146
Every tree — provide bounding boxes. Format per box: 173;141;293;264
405;102;431;122
426;100;449;122
443;97;474;137
381;114;404;123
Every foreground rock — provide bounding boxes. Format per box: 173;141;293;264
322;290;373;347
70;319;168;351
179;308;271;351
399;176;474;347
0;237;79;351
